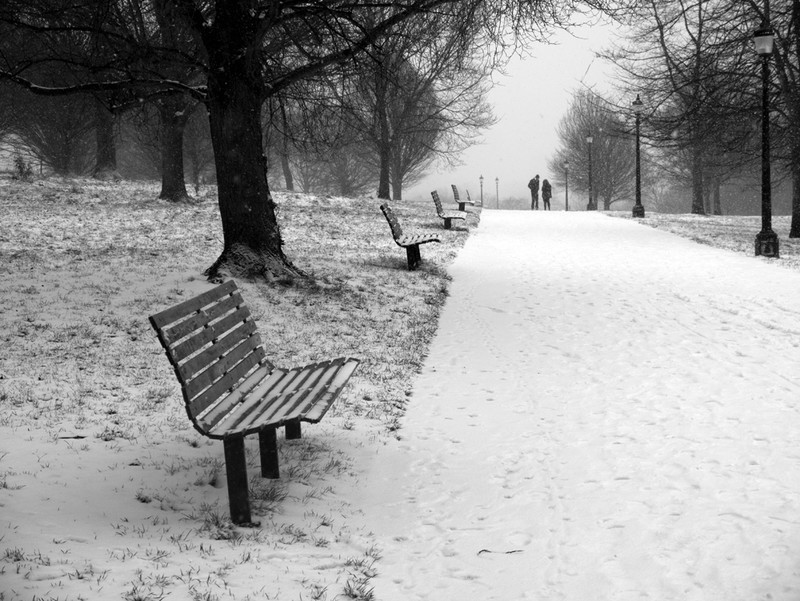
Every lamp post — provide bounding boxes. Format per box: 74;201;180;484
479;174;484;205
632;94;645;218
586;135;596;210
495;177;499;209
564;160;569;211
754;24;779;257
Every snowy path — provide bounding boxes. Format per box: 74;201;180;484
360;211;800;601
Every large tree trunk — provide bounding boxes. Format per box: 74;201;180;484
92;100;118;180
158;96;192;203
203;39;299;281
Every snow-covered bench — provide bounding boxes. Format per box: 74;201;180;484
431;190;466;229
380;203;440;270
149;280;360;525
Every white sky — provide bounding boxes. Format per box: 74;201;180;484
407;21;618;205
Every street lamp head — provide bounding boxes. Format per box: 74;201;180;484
753;26;775;56
632;94;644;115
479;174;483;183
586;135;593;144
564;160;570;169
495;177;499;183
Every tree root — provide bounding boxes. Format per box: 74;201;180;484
204;243;310;285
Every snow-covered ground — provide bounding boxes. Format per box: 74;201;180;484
4;188;800;600
357;210;800;600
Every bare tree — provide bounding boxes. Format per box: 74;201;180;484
607;0;761;215
548;89;636;209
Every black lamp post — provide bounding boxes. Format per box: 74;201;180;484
479;174;484;205
495;177;499;209
564;160;570;211
632;94;645;218
754;24;779;257
586;135;596;210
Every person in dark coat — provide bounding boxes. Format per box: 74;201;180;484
541;179;552;210
528;175;540;210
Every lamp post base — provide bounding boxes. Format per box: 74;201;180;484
755;230;780;258
632;204;645;218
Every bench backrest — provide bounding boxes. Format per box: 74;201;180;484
451;184;460;202
149;281;272;432
430;190;444;216
380;203;404;239
466;190;472;202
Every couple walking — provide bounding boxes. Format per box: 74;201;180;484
528;175;551;210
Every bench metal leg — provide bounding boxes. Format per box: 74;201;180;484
458;202;466;211
444;217;452;229
285;421;302;439
259;427;280;479
223;436;252;525
405;245;421;270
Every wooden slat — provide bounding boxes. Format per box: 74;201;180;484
266;362;344;422
149;280;237;329
178;320;260;382
183;335;265;401
222;364;322;433
207;368;299;434
187;350;264;418
197;365;279;430
237;363;330;430
170;306;253;363
301;359;360;422
161;292;245;344
381;204;403;239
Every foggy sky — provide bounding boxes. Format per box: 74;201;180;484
407;20;616;209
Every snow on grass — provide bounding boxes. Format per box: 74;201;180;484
0;177;475;601
3;179;800;601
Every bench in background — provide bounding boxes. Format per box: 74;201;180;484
380;203;440;270
431;190;466;230
451;185;475;212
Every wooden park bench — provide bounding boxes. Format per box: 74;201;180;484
149;280;360;525
431;190;467;229
380;203;440;270
451;184;475;212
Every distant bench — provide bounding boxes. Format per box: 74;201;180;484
380;203;440;270
451;185;475;212
431;190;466;229
149;280;360;525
